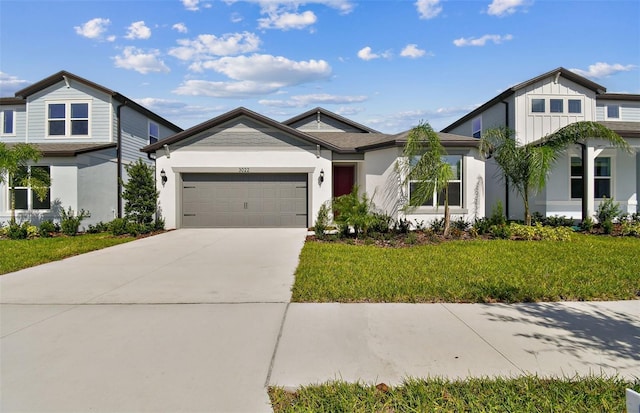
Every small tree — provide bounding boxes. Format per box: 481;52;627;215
400;121;454;236
122;159;158;225
0;143;50;224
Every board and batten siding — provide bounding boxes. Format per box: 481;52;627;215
595;100;640;122
26;81;112;143
289;113;367;133
513;76;596;145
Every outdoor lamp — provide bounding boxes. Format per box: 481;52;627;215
160;169;167;186
320;169;325;183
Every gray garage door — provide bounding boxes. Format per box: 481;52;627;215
182;173;308;228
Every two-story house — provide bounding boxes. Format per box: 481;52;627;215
442;67;640;221
0;71;182;227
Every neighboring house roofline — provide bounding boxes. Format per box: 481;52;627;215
597;93;640;101
12;70;182;133
441;67;608;133
141;106;347;154
5;142;117;157
283;107;381;134
0;97;26;105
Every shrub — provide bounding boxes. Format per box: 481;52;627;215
122;159;158;225
452;217;471;231
369;212;393;234
39;220;57;238
394;218;411;234
7;222;28;240
621;220;640;236
580;216;595;232
314;203;331;239
429;218;445;234
154;217;165;231
109;218;128;236
489;201;506;226
405;232;418;245
544;215;575;227
489;224;511;239
332;186;376;238
509;223;573;241
472;217;492;235
596;197;621;226
86;221;110;234
60;207;90;236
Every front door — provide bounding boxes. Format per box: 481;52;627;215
333;165;355;198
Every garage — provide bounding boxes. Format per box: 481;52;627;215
181;173;308;228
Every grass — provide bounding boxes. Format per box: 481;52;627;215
269;376;639;412
292;234;640;303
0;233;135;275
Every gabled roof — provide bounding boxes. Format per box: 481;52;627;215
283;107;381;134
11;70;182;133
441;67;608;133
141;107;346;154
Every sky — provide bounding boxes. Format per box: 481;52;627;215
1;0;639;133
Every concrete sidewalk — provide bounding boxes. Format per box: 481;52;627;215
270;301;640;388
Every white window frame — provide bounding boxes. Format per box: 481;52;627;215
409;155;463;209
531;98;546;113
8;165;51;211
148;121;159;145
1;109;16;135
568;99;582;114
605;104;620;120
568;155;614;200
46;101;91;138
549;99;563;113
471;116;482;139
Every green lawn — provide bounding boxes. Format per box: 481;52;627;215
0;234;135;275
270;376;639;413
292;234;640;303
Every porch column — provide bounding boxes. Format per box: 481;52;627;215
583;145;596;220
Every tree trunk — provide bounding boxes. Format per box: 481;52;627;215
524;191;531;226
9;186;16;224
443;186;450;237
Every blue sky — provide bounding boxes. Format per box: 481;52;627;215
1;0;639;133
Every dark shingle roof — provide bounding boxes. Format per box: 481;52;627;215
6;143;117;157
598;121;640;139
283;107;381;133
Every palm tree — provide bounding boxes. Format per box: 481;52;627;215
0;143;50;224
480;122;629;225
401;121;454;236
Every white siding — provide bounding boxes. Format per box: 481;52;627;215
364;147;402;217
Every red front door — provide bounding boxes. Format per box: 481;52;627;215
333;165;355;198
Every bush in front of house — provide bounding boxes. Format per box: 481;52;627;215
60;206;90;236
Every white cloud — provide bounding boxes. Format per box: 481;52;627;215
453;34;513;47
258;10;317;30
487;0;529;17
74;18;114;41
172;23;188;33
0;72;31;95
231;12;244;23
182;0;200;11
169;32;261;61
400;44;427;58
570;62;636;79
415;0;442;19
113;47;170;74
136;97;221;125
227;0;355;14
259;93;367;108
125;21;152;40
173;79;283;98
357;46;392;61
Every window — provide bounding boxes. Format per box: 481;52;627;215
409;155;462;208
531;99;545;113
472;116;482;139
570;156;611;199
149;121;159;144
47;102;89;137
2;109;15;134
9;166;51;210
606;105;620;119
568;99;582;114
550;99;563;113
594;157;611;198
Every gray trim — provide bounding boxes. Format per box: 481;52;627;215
332;153;365;161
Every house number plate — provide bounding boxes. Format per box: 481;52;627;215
239;168;250;173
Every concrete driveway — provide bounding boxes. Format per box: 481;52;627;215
0;228;307;413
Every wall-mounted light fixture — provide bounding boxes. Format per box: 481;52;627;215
160;169;167;186
319;169;325;183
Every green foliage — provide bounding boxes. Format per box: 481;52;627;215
489;223;512;239
7;222;29;240
580;216;595;232
489;201;506;226
313;202;331;239
86;221;110;234
332;186;376;238
60;207;89;236
270;376;639;413
122;158;158;225
38;220;57;238
109;218;129;236
620;220;640;236
368;212;393;234
596;197;622;233
394;218;411;233
509;223;573;241
452;217;471;231
429;217;445;234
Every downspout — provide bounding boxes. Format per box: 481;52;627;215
501;101;510;219
116;101;127;219
577;142;588;221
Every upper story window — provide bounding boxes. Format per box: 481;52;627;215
47;102;89;137
550;99;563;113
531;99;545;113
409;155;463;208
1;109;15;135
149;121;159;144
568;99;582;114
606;104;620;119
472;116;482;139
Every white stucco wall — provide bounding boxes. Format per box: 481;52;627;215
155;147;332;229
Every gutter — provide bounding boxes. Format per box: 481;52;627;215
502;101;510;219
116;101;127;219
